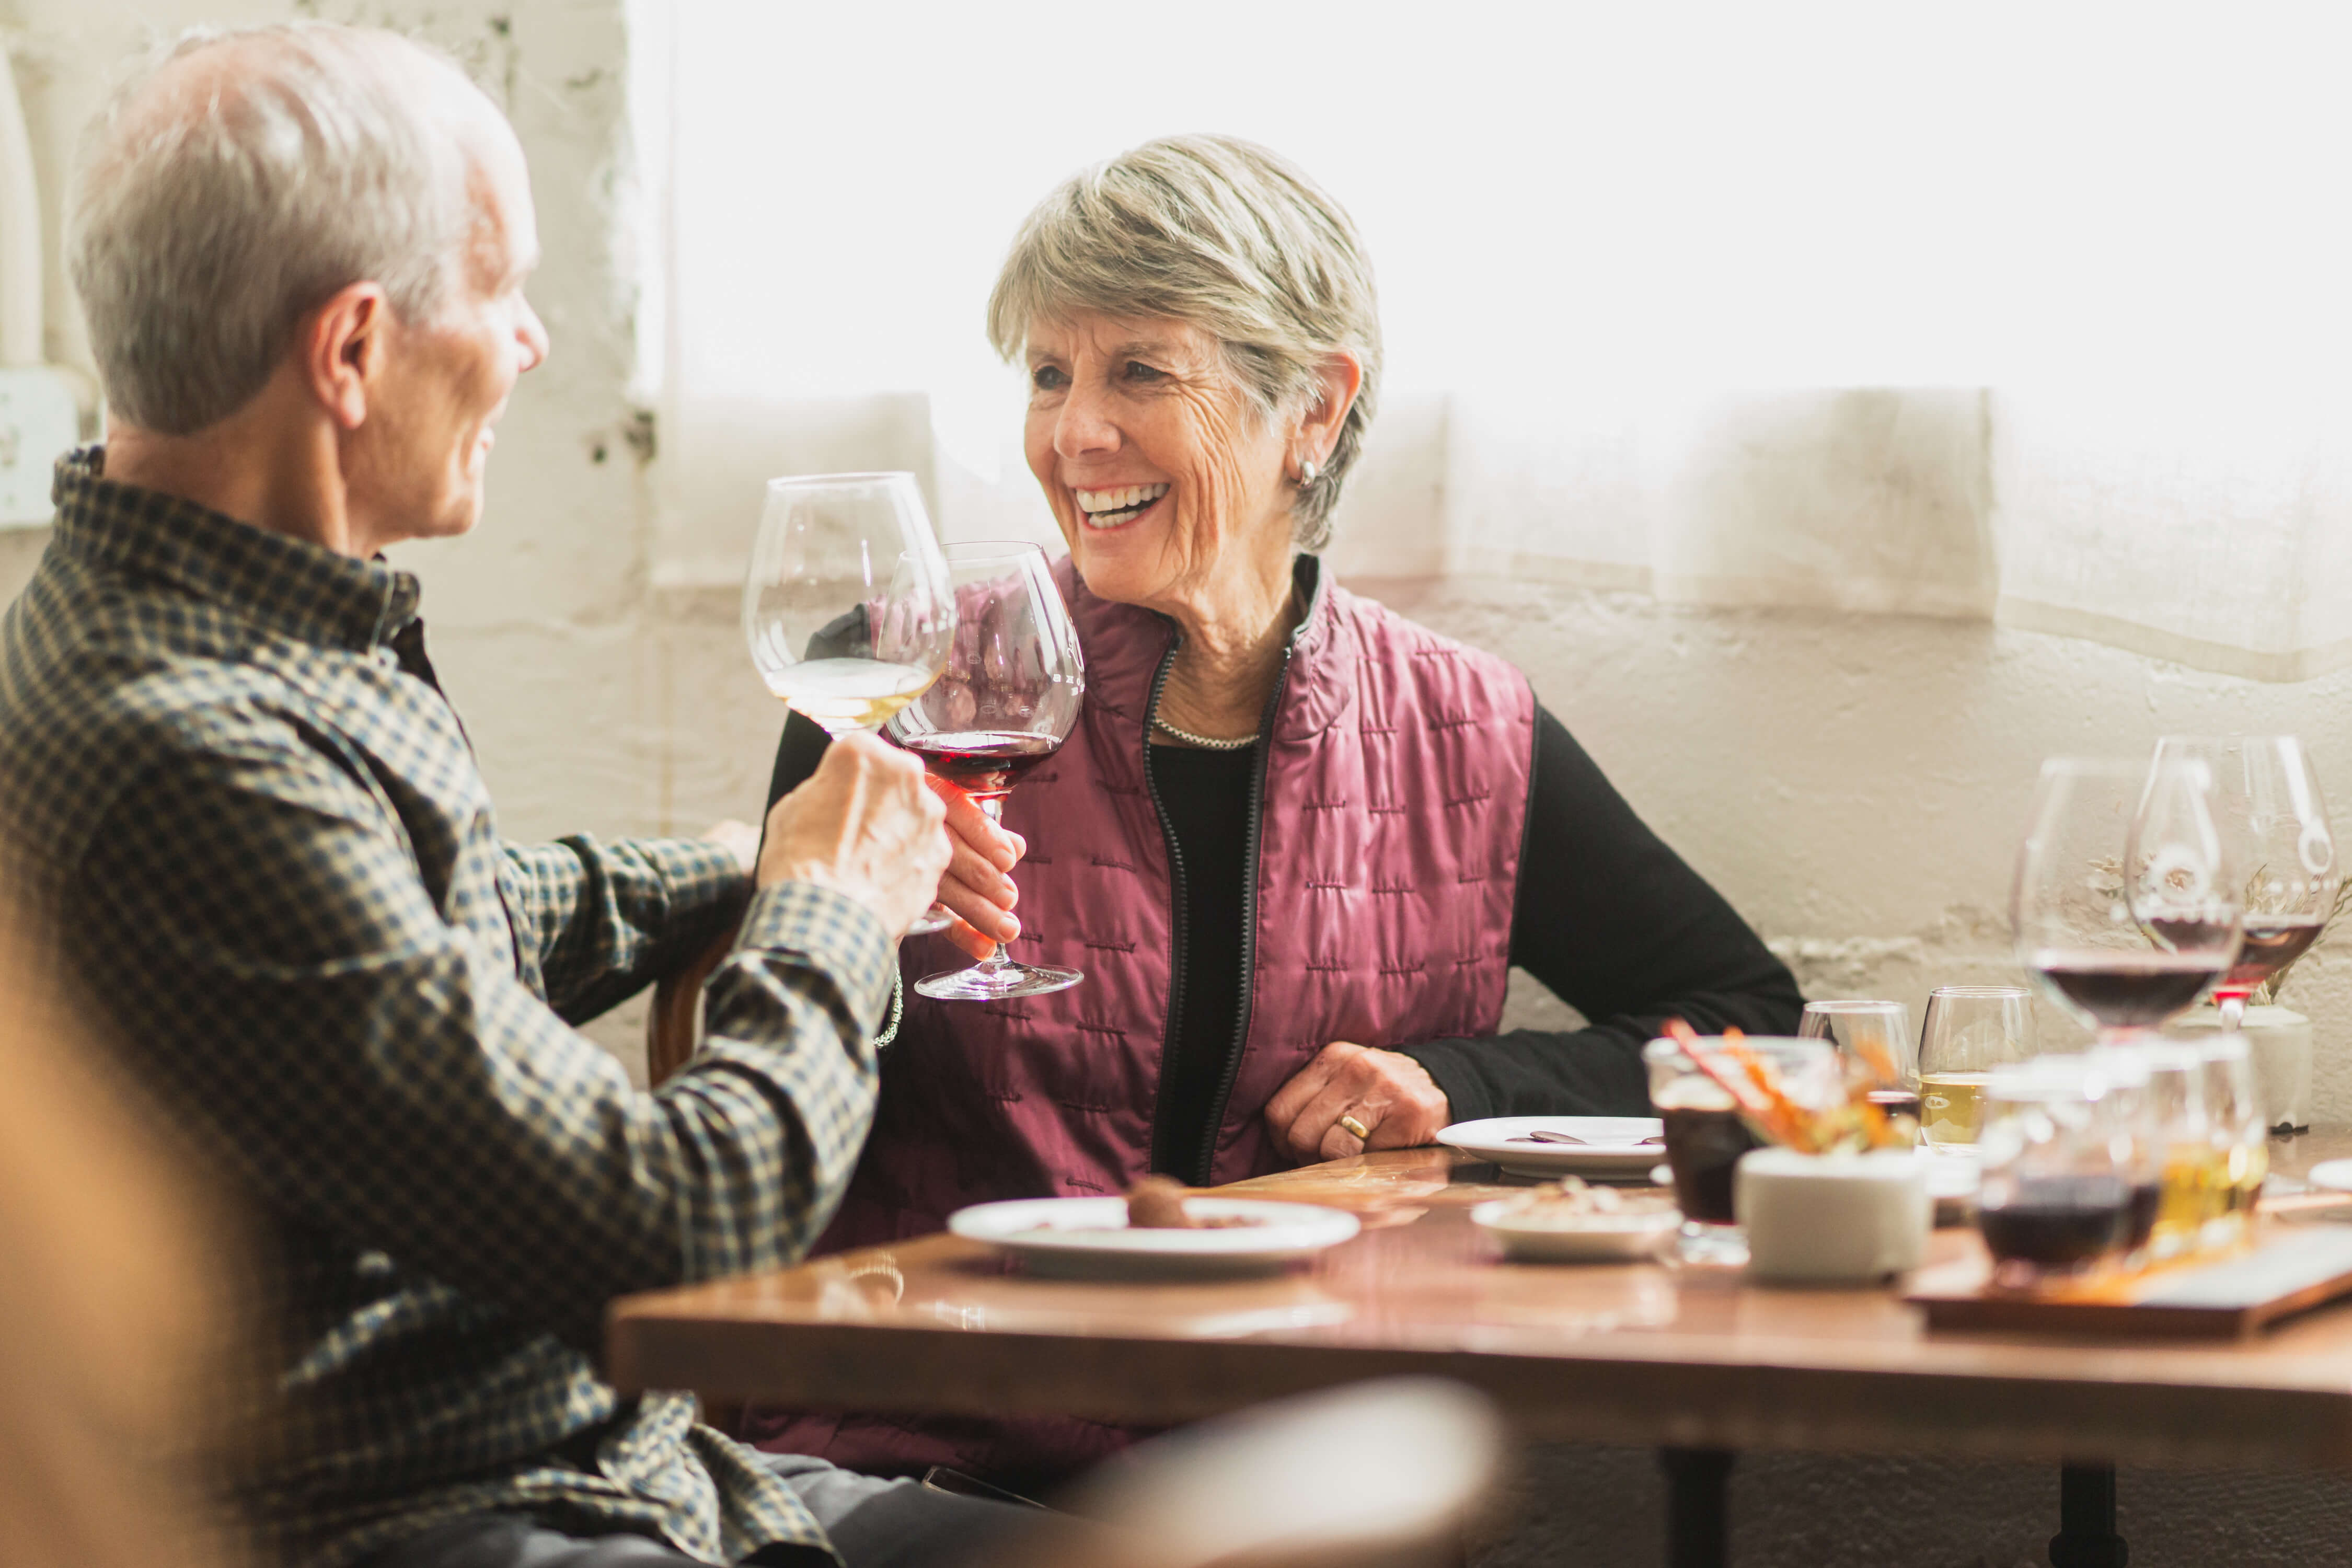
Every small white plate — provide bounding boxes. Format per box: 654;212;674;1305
948;1195;1361;1278
2305;1159;2352;1194
1471;1199;1679;1263
1437;1116;1667;1178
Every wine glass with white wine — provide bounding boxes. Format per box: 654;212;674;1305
742;474;955;927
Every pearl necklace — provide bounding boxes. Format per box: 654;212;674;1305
1151;714;1259;751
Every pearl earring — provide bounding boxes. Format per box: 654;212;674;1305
1297;459;1320;488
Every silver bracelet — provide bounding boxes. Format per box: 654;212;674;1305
871;967;904;1051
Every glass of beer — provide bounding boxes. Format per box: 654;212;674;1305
1916;986;2036;1154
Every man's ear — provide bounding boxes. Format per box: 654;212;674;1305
300;282;392;432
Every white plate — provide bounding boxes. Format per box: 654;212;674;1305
2305;1159;2352;1194
1471;1199;1679;1263
1437;1116;1667;1178
948;1196;1361;1278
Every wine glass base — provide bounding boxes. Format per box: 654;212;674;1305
1674;1221;1748;1267
915;961;1083;1001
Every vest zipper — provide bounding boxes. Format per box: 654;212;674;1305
1140;626;1192;1178
1191;641;1297;1186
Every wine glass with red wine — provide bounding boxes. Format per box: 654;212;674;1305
2148;736;2338;1031
2013;756;2242;1045
890;542;1086;1001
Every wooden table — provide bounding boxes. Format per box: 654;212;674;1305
609;1133;2352;1567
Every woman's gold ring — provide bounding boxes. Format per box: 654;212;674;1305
1337;1114;1371;1141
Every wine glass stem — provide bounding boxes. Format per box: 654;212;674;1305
977;796;1016;970
2219;993;2246;1031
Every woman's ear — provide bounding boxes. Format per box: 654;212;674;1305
1294;349;1364;471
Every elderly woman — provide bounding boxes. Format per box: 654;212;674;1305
748;135;1800;1480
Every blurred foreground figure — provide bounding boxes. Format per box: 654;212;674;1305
0;20;1097;1568
0;895;243;1568
1036;1379;1507;1568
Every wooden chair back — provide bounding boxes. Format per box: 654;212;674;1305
645;926;737;1087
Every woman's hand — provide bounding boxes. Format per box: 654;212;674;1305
931;782;1028;961
1263;1041;1451;1163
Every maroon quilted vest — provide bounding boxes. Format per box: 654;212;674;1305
747;556;1533;1478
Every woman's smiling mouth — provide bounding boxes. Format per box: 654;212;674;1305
1074;482;1169;530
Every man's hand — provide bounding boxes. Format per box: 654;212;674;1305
702;818;760;874
931;782;1027;960
1262;1041;1452;1163
758;732;950;936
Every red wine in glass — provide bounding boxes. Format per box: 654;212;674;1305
2150;736;2339;1028
2016;756;2241;1044
2211;913;2326;1010
889;542;1085;1003
897;731;1059;803
2029;950;2227;1030
1979;1173;2134;1271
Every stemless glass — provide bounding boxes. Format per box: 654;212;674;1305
2151;736;2339;1029
891;543;1086;1002
1976;1057;2136;1292
1916;986;2037;1154
1643;1035;1840;1265
1798;999;1916;1114
2014;757;2242;1046
2106;1041;2215;1262
2192;1033;2267;1248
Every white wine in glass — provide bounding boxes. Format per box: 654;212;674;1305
742;472;954;738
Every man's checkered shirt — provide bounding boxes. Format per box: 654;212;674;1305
0;450;894;1566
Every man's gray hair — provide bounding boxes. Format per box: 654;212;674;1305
66;24;487;435
987;135;1382;554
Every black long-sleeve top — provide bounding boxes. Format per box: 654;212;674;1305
768;699;1801;1179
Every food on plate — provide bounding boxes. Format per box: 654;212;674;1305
1490;1177;1677;1228
1125;1175;1264;1230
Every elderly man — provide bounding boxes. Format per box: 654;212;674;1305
0;22;1047;1568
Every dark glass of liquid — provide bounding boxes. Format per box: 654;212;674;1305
2124;1180;2162;1252
2031;951;2225;1029
897;729;1059;803
1979;1173;2134;1285
2219;915;2326;995
1660;1105;1761;1225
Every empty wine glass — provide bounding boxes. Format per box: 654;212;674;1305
2014;757;2241;1047
890;543;1086;1001
2150;736;2338;1030
1798;999;1915;1112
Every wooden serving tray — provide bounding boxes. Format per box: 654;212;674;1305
1909;1227;2352;1339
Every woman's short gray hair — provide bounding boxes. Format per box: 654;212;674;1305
66;24;486;436
987;135;1382;554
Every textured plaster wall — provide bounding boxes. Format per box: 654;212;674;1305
1366;571;2352;1114
9;5;2352;1564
